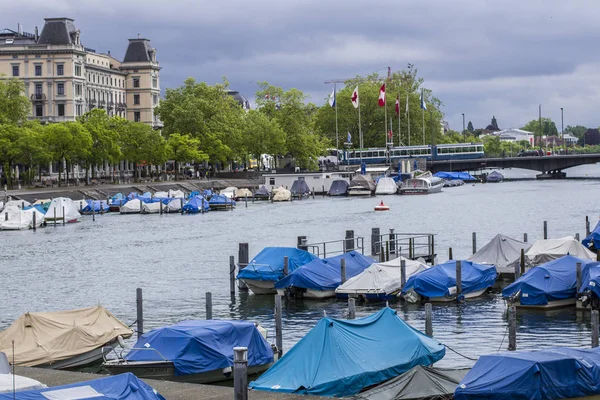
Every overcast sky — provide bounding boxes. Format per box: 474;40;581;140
6;0;600;132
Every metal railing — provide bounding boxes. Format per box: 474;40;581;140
372;231;435;263
304;237;365;258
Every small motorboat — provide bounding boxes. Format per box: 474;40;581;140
374;201;389;211
399;172;444;195
272;186;291;202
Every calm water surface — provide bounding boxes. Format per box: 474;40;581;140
2;164;600;369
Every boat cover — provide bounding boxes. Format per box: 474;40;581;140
353;366;469;400
165;198;184;212
272;188;291;201
125;320;273;376
109;193;127;207
153;191;168;198
237;247;318;282
209;194;236;206
433;171;476;181
336;256;429;296
44;198;81;222
120;199;142;213
249;307;445;397
236;188;253;198
328;180;349;196
502;255;595;305
486;170;504;182
0;306;133;367
454;347;600;400
578;261;600;297
507;236;596;270
290;180;311;196
182;196;209;213
220;187;238;199
467;234;531;272
0;374;46;394
375;177;397;195
202;189;213;198
274;251;374;292
349;175;376;191
255;186;271;198
0;205;20;221
583;221;600;252
0;373;165;400
0;208;45;230
168;189;185;198
126;192;140;200
82;200;109;213
402;260;497;299
142;202;162;213
3;200;31;209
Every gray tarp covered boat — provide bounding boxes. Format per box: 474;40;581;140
328;180;349;196
352;366;469;400
467;234;531;275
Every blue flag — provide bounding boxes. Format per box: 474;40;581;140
420;89;427;110
347;132;351;143
329;87;336;107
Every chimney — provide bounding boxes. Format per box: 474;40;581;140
108;50;111;56
137;33;141;39
34;26;39;41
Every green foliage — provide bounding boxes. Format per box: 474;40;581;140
522;118;558;136
565;125;587;139
167;133;208;173
78;109;122;176
483;135;502;157
485;116;500;131
0;77;30;124
242;110;285;168
467;121;474;132
43;122;92;185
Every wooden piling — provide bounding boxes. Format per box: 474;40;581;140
136;288;143;340
523;233;528;243
472;232;477;254
233;347;248;400
514;257;521;280
206;292;213;320
297;236;308;251
380;245;385;262
62;206;65;225
340;258;347;284
456;260;462;298
345;230;355;252
448;247;453;261
32;211;36;231
238;243;249;291
576;233;580;242
425;303;433;337
92;204;95;221
597;251;600;262
53;208;57;226
322;185;325;197
229;255;236;295
577;262;583;293
312;187;315;199
348;298;356;319
159;200;163;215
409;237;414;259
180;198;184;214
4;212;7;221
587;216;591;237
245;195;248;208
508;306;516;351
520;248;526;275
275;295;283;358
385;241;390;262
400;259;407;288
371;227;380;256
283;256;289;276
593;310;599;348
389;229;396;254
543;221;548;239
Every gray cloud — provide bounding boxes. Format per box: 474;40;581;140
6;0;600;131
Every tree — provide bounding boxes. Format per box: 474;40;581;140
167;133;208;179
467;121;474;133
242;110;285;169
0;77;30;124
79;109;122;180
42;122;92;186
485;116;500;131
522;118;558;138
584;129;600;146
565;125;587;139
483;135;502;157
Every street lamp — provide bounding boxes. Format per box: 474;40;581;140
561;107;564;153
462;113;465;139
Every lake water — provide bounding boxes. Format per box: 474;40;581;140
2;164;600;369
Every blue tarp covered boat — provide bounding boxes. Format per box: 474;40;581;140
402;260;497;302
454;347;600;400
208;194;235;210
23;205;46;215
182;195;210;213
274;251;374;299
578;261;600;309
118;320;273;377
82;199;110;214
250;307;445;397
237;247;318;294
486;170;504;183
583;221;600;251
291;179;311;197
433;171;477;181
110;193;127;208
502;255;594;308
0;373;165;400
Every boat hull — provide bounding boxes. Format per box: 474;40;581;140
399;184;443;195
512;297;576;310
37;340;119;370
242;279;276;295
405;288;488;303
348;189;372;196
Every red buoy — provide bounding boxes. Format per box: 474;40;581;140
374;201;390;211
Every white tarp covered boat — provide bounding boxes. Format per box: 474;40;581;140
220;187;238;199
0;208;45;230
348;175;376;196
3;200;31;210
72;199;88;212
0;354;47;393
0;306;133;369
142;202;162;214
272;186;291;202
0;205;21;221
168;189;185;198
507;236;596;270
336;256;429;301
153;191;168;198
468;234;532;275
166;198;184;212
375;177;398;195
44;198;81;223
120;199;142;214
236;188;253;200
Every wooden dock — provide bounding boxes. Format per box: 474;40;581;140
15;367;306;400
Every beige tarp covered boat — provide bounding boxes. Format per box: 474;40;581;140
0;306;133;368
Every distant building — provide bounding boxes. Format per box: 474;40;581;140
492;128;534;145
0;18;162;128
563;133;578;145
226;90;250;110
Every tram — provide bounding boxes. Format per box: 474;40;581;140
339;143;484;165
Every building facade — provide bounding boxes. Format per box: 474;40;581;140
0;18;162;128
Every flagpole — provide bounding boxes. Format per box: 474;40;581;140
398;95;401;146
358;87;362;161
407;93;411;147
384;88;388;148
334;84;339;151
422;106;425;145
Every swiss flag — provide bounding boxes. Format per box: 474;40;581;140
351;86;359;109
395;96;399;115
378;83;386;107
388;130;393;140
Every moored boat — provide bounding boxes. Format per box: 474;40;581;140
235;187;253;201
272;186;291;202
290;179;311;198
348;175;376;196
375;177;398;195
43;197;81;223
399;172;444;195
208;194;236;210
486;170;504;182
220;187;238;199
328;179;349;196
467;234;531;276
254;185;271;200
506;236;596;271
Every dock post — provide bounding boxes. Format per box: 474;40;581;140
576;233;580;242
62;206;65;225
275;295;283;358
401;259;407;288
593;310;599;348
587;216;591;237
233;347;248;400
4;212;7;221
206;292;213;320
32;211;36;231
341;258;347;284
139;199;143;213
430;235;435;261
472;232;477;254
136;288;143;340
312;187;315;199
53;208;57;226
385;242;390;262
283;256;289;276
514;257;521;280
597;251;600;262
448;247;453;260
345;230;355;253
371;228;380;256
425;303;433;337
508;306;516;351
322;185;325;197
543;221;548;239
159;200;163;215
523;233;528;243
238;243;249;291
348;298;356;319
577;262;583;294
456;260;462;299
229;255;236;295
409;238;414;259
389;229;396;254
520;248;526;275
245;195;248;208
297;236;308;251
380;245;385;262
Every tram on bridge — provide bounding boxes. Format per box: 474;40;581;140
338;143;484;165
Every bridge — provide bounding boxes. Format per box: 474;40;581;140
427;154;600;178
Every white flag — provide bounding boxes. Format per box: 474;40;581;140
328;87;336;107
351;86;359;109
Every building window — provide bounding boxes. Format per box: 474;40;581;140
133;78;140;88
153;94;158;105
35;105;43;117
35;65;42;76
152;77;158;88
57;104;65;117
269;178;275;185
57;83;65;96
12;65;19;77
110;78;113;86
75;65;81;76
35;83;42;95
57;64;64;76
134;111;141;122
133;94;140;105
75;84;82;96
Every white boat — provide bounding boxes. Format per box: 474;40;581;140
506;236;596;271
221;187;238;199
467;234;531;275
141;202;162;214
348;175;376;196
399;172;444;195
165;198;184;212
168;189;185;198
0;353;47;393
375;177;398;195
235;188;253;200
243;279;279;295
0;208;45;230
272;186;291;202
43;197;82;223
120;199;142;214
2;199;31;210
153;191;168;198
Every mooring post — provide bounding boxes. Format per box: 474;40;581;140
543;220;548;239
206;292;213;320
4;212;7;221
520;248;526;275
400;259;407;288
577;262;583;294
472;232;477;254
283;256;289;276
233;347;248;400
32;211;37;231
576;233;580;242
322;185;325;197
345;230;355;253
371;228;380;256
53;208;57;226
587;216;591;237
508;306;516;351
523;233;528;243
380;245;385;262
238;243;249;291
312;187;315;199
229;255;236;295
348;298;356;319
425;303;433;337
593;310;599;348
139;199;143;213
136;288;143;340
62;206;65;225
409;237;414;259
597;251;600;262
297;236;308;251
275;295;283;358
448;247;453;260
340;258;347;284
389;229;396;254
456;260;462;299
514;257;521;280
159;200;163;215
245;195;248;208
385;241;390;262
